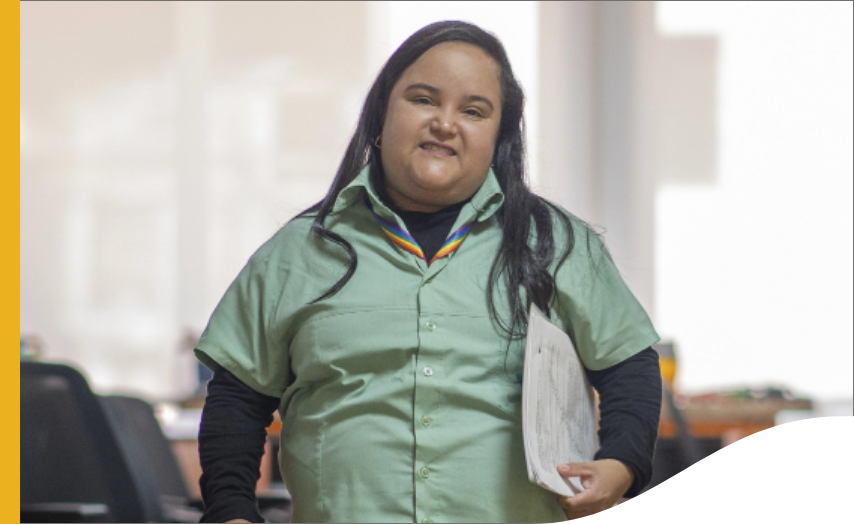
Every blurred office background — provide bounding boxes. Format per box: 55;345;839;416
21;2;852;406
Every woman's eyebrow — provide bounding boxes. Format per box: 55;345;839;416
404;83;495;110
464;94;494;111
405;83;440;95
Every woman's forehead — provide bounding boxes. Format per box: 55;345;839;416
394;42;502;99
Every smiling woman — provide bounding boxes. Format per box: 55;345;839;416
194;21;662;524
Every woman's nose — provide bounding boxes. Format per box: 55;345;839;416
430;112;457;136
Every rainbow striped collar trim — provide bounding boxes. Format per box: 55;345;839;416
364;195;474;265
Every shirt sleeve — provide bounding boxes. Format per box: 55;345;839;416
553;218;660;370
195;250;292;398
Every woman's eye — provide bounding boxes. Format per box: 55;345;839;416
465;108;484;118
414;97;432;105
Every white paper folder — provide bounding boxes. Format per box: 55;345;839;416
522;304;600;497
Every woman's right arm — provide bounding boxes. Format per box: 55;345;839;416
198;366;281;523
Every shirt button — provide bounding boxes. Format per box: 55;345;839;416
420;415;432;427
423;366;433;377
425;321;436;331
420;467;430;479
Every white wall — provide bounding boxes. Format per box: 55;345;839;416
21;1;373;399
654;2;854;400
537;1;853;402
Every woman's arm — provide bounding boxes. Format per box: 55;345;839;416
556;347;662;519
198;366;281;523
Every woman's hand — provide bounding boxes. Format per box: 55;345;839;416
556;459;634;520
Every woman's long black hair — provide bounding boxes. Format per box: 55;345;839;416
299;20;575;340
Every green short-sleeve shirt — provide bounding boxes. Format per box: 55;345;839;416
196;166;659;523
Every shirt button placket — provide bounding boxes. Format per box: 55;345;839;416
416;308;439;522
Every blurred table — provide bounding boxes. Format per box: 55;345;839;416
659;390;812;441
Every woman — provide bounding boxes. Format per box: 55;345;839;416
197;21;662;523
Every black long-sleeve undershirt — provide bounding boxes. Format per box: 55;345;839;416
587;347;662;497
199;368;280;523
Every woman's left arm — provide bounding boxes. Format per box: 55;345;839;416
556;347;662;519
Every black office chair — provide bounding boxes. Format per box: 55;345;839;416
101;393;292;522
21;361;164;523
99;395;204;522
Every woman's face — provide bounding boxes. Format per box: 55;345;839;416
380;42;503;212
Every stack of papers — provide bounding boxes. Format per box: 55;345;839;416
522;304;599;497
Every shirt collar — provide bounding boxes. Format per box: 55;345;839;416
332;165;505;222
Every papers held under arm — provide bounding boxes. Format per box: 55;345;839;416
522;304;599;497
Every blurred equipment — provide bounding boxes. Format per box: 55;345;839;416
178;327;212;398
647;342;716;491
654;342;677;390
20;333;45;361
21;361;163;522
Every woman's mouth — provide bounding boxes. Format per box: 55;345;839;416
420;142;457;157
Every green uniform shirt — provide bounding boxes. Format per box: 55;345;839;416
196;166;659;523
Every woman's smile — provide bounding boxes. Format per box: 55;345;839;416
419;141;457;157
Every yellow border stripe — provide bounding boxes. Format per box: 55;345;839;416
4;0;21;519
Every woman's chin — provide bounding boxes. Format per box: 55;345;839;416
388;183;461;212
407;172;458;194
409;161;458;182
384;162;485;209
